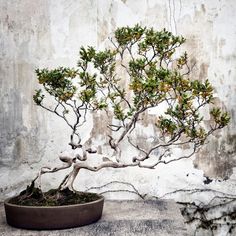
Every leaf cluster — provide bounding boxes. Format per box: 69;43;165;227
35;67;77;102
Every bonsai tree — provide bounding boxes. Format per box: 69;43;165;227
28;25;229;196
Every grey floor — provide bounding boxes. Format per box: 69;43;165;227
0;200;191;236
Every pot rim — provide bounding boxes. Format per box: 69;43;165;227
4;193;104;209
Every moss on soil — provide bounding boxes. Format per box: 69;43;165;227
9;183;101;206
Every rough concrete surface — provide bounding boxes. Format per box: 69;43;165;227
0;200;191;236
1;0;236;202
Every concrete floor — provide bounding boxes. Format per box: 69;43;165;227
0;200;191;236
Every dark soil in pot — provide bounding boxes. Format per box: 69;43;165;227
4;183;104;230
9;182;101;206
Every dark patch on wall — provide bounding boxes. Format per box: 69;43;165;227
0;0;52;167
84;111;113;153
140;111;157;128
0;68;44;167
201;4;206;14
97;18;109;44
0;87;25;164
194;133;236;179
203;176;213;184
199;63;209;81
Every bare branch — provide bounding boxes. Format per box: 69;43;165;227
85;180;146;199
138;144;198;169
33;154;76;189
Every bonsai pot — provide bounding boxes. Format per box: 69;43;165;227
4;195;104;230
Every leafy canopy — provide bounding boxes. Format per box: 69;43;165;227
33;24;230;149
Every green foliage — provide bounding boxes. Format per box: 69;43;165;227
79;46;96;63
113;103;125;121
35;67;77;102
142;27;185;55
115;24;146;46
33;25;230;146
33;89;44;105
210;108;230;128
115;24;185;56
78;47;116;76
177;52;188;69
158;117;177;135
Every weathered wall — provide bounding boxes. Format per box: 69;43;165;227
0;0;236;201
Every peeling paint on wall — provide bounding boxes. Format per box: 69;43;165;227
0;0;236;202
194;133;236;179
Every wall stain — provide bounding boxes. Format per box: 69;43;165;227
201;4;206;14
85;111;112;154
194;133;236;179
0;1;50;168
140;111;157;128
0;0;235;201
199;63;209;81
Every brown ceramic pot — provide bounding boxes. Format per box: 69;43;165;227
4;195;104;230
